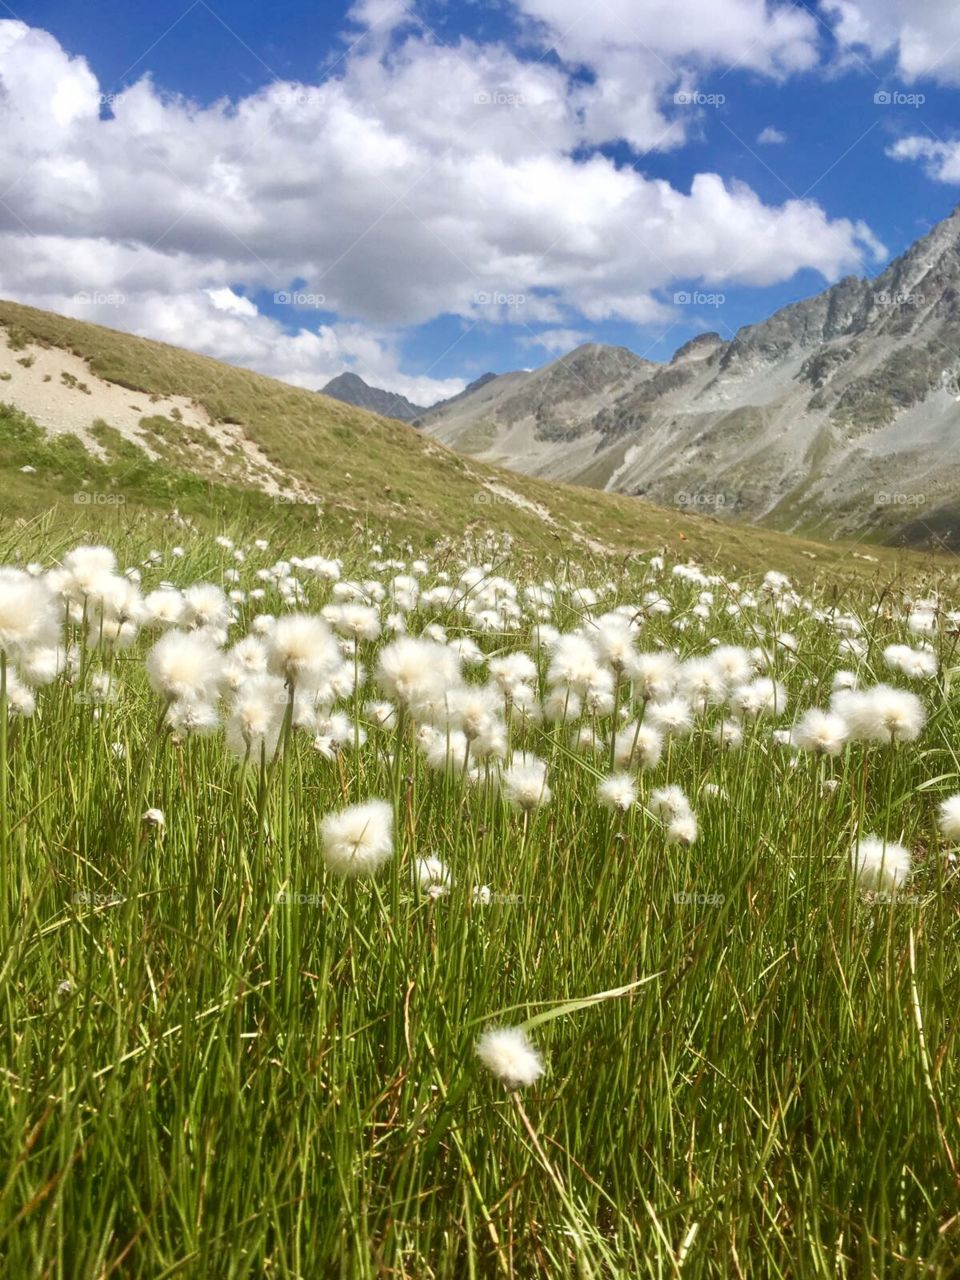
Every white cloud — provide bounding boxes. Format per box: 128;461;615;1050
0;13;888;396
521;328;590;355
886;136;960;183
757;125;787;144
825;1;960;83
207;288;258;317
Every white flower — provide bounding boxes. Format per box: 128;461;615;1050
445;683;503;742
183;583;231;631
729;677;787;720
144;588;186;629
165;698;220;736
850;835;911;892
649;785;692;822
613;721;663;770
632;652;678;702
146;630;223;702
938;794;960;843
320;800;394;877
647;697;693;738
598;773;637;812
666;814;698;846
709;645;752;687
225;674;287;760
475;1026;544;1088
542;686;582;723
711;720;743;750
18;645;67;686
365;700;397;728
500;753;551;811
547;633;600;693
412;856;452;899
0;569;61;658
266;614;340;688
835;685;926;744
883;643;938;680
793;708;849;757
489;652;537;694
324;602;382;643
376;636;460;711
142;808;166;828
3;671;36;718
59;545;117;600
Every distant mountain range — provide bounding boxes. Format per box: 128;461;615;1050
323;203;960;545
320;370;500;424
319;372;428;422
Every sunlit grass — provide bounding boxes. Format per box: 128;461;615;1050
1;516;959;1277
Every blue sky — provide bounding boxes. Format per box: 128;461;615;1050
3;1;960;401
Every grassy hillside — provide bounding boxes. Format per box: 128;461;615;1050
0;298;953;588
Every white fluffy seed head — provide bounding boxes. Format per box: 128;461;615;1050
320;800;394;878
475;1026;544;1089
225;674;287;761
376;636;460;710
836;684;926;745
938;794;960;843
0;569;61;658
412;855;452;898
850;835;912;892
266;613;340;688
613;721;663;770
598;772;637;812
500;753;551;811
793;708;850;757
649;785;692;823
146;629;223;703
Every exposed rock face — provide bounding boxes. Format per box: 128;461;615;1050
420;205;960;545
320;372;427;422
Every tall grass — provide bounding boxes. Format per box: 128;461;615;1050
1;520;959;1278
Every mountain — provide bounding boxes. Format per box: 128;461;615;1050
418;343;658;485
320;371;427;422
421;205;960;546
0;297;883;579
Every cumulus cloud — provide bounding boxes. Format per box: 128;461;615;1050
757;125;787;144
886;136;960;183
825;1;960;83
0;12;887;395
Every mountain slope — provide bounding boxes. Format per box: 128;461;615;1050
421;205;960;547
320;372;427;422
418;343;658;483
0;298;936;583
